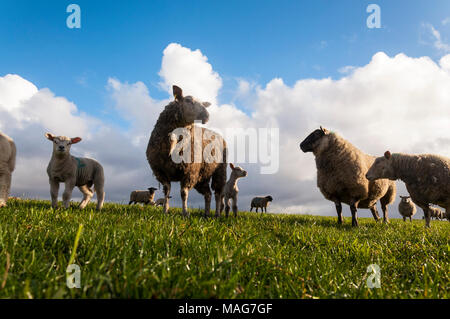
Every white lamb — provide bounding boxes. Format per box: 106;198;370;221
220;163;247;217
45;133;105;210
0;131;16;207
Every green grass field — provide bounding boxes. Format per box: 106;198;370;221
0;199;448;299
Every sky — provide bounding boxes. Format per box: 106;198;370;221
0;1;450;219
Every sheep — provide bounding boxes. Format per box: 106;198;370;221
129;187;157;205
45;133;105;210
300;127;396;227
0;131;16;208
155;196;172;207
428;206;444;220
146;85;227;217
220;163;247;217
250;196;273;213
366;151;450;227
398;196;416;222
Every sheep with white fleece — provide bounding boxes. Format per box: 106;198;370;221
0;131;16;207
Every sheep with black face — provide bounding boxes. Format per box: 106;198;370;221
300;127;396;227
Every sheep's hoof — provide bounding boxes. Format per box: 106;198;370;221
383;219;390;224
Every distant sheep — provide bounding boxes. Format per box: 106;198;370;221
155;196;172;207
45;133;105;210
300;127;396;227
250;196;273;213
398;196;416;222
0;131;16;208
146;85;227;217
129;187;157;205
366;151;450;227
221;163;247;217
429;206;444;220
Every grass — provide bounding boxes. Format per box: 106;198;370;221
0;199;448;299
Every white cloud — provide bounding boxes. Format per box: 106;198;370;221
421;23;450;53
442;17;450;26
2;44;450;219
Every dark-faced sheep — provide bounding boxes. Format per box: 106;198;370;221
300;127;396;227
0;131;16;208
398;196;416;222
250;196;273;213
366;151;450;227
45;133;105;210
129;187;157;205
146;86;227;217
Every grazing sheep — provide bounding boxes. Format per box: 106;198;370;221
155;196;172;207
366;151;450;227
398;196;416;222
429;206;444;220
221;163;247;217
250;196;273;213
129;187;157;205
45;133;105;210
300;127;396;227
146;85;227;217
0;132;16;208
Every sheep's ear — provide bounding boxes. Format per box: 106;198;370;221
384;151;391;160
202;102;211;108
229;163;235;169
45;133;55;141
70;137;82;144
173;85;183;102
320;126;329;135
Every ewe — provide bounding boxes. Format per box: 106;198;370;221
45;133;105;210
129;187;157;205
250;196;273;213
366;151;450;227
300;127;396;227
146;86;227;217
0;132;16;207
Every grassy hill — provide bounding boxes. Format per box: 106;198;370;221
0;199;448;298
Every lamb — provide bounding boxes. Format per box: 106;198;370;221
155;196;172;207
0;131;16;208
250;196;273;213
129;187;157;205
366;151;450;227
220;163;247;217
300;127;396;227
146;85;227;217
45;133;105;210
398;196;416;222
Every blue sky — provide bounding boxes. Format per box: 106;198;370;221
1;0;449;122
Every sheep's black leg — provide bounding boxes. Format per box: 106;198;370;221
423;206;431;228
232;197;238;217
350;203;359;227
369;206;380;222
214;192;222;218
225;197;230;217
403;217;406;222
335;201;343;225
250;206;253;212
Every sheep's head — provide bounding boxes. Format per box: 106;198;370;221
265;195;273;202
45;133;81;157
147;187;158;195
400;196;412;204
173;85;210;125
300;126;329;153
366;151;396;181
229;163;248;178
